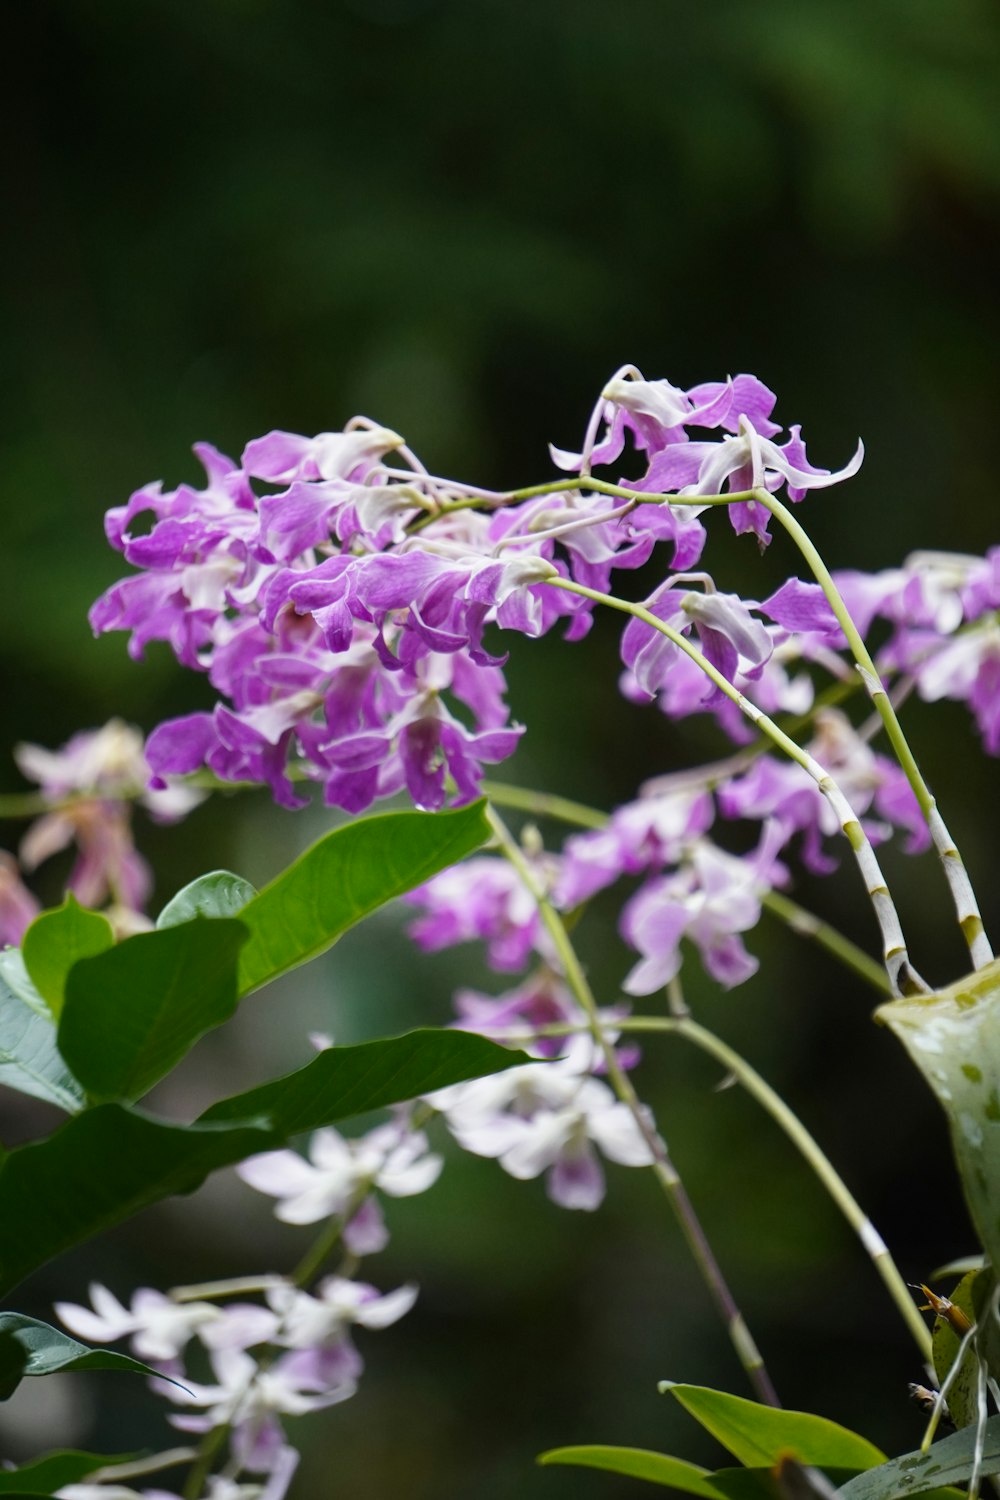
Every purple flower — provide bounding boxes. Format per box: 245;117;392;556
556;786;714;906
717;709;930;872
760;578;846;646
264;1275;417;1386
452;973;584;1057
241;425;403;484
619;828;786;994
0;851;39;946
90;382;871;817
910;623;1000;755
406;854;550;971
620;580;773;703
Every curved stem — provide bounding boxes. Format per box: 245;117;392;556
487;804;782;1407
479;780;607;831
541;576;925;997
761;889;892;997
481;780;892;996
665;1015;932;1363
181;1193;366;1499
753;488;992;973
504;476;757;507
524;1013;930;1364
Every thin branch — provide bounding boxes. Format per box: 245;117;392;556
487;804;782;1407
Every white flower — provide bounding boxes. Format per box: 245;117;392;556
55;1284;221;1362
268;1276;418;1349
430;1051;654;1210
237;1122;442;1227
158;1347;354;1433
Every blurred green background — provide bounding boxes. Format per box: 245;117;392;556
3;1;1000;1494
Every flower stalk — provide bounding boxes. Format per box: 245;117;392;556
542;576;925;997
487;804;782;1407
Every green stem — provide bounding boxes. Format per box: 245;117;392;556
487;805;782;1407
0;790;51;818
667;1016;932;1363
541;577;924;997
525;1013;930;1363
182;1426;229;1500
761;890;892;997
291;1211;354;1289
504;477;758;506
752;488;992;973
181;1196;365;1499
482;780;892;997
480;780;607;830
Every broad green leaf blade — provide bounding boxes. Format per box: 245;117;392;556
876;958;1000;1270
21;897;115;1021
711;1469;887;1500
201;1028;534;1134
0;951;50;1018
0;1450;132;1494
0;964;85;1114
538;1445;723;1493
236;802;491;995
0;1314;159;1399
157;870;258;928
58;919;248;1103
0;1105;274;1297
837;1416;1000;1500
661;1385;884;1469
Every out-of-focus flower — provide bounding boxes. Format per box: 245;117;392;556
238;1121;442;1250
264;1275;417;1386
405;854;550;971
429;1048;655;1210
55;1284;221;1362
619;826;786;994
12;721;203;917
159;1344;354;1437
717;709;930;872
556;786;714;907
0;850;39;945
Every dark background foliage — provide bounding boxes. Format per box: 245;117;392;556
3;2;1000;1495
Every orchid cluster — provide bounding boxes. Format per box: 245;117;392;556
0;720;200;945
4;364;1000;1497
85;371;869;817
49;1112;435;1500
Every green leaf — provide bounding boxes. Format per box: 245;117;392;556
0;1105;274;1297
931;1256;985;1280
0;1450;133;1494
0;1029;524;1295
929;1272;995;1434
0;963;85;1114
21;897;115;1021
57;919;248;1103
236;802;491;995
538;1445;724;1493
0;951;50;1018
0;1313;160;1399
201;1027;535;1134
157;870;258;928
660;1385;885;1469
876;958;1000;1270
837;1416;1000;1500
712;1468;884;1500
